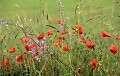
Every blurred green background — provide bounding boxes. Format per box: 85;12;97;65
0;0;120;37
0;0;119;35
0;0;119;19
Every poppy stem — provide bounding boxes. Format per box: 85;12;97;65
89;68;94;76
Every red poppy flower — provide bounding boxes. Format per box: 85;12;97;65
58;35;66;40
16;54;25;63
20;37;30;43
54;40;61;47
25;44;38;52
47;30;53;37
116;36;120;40
86;40;95;50
37;33;44;40
74;25;84;34
62;45;71;52
57;19;63;25
101;31;112;38
74;25;80;30
7;47;16;53
25;44;32;51
80;35;86;43
1;60;10;69
60;30;69;35
78;27;84;34
90;59;98;69
31;44;38;51
110;45;118;54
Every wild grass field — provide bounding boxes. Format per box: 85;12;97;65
0;0;120;76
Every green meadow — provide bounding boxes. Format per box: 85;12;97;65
0;0;119;18
0;0;120;76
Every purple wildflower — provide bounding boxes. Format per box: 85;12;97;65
31;48;36;52
1;19;8;26
60;26;64;31
40;40;46;46
35;56;41;61
40;46;49;51
26;30;33;37
35;39;39;44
